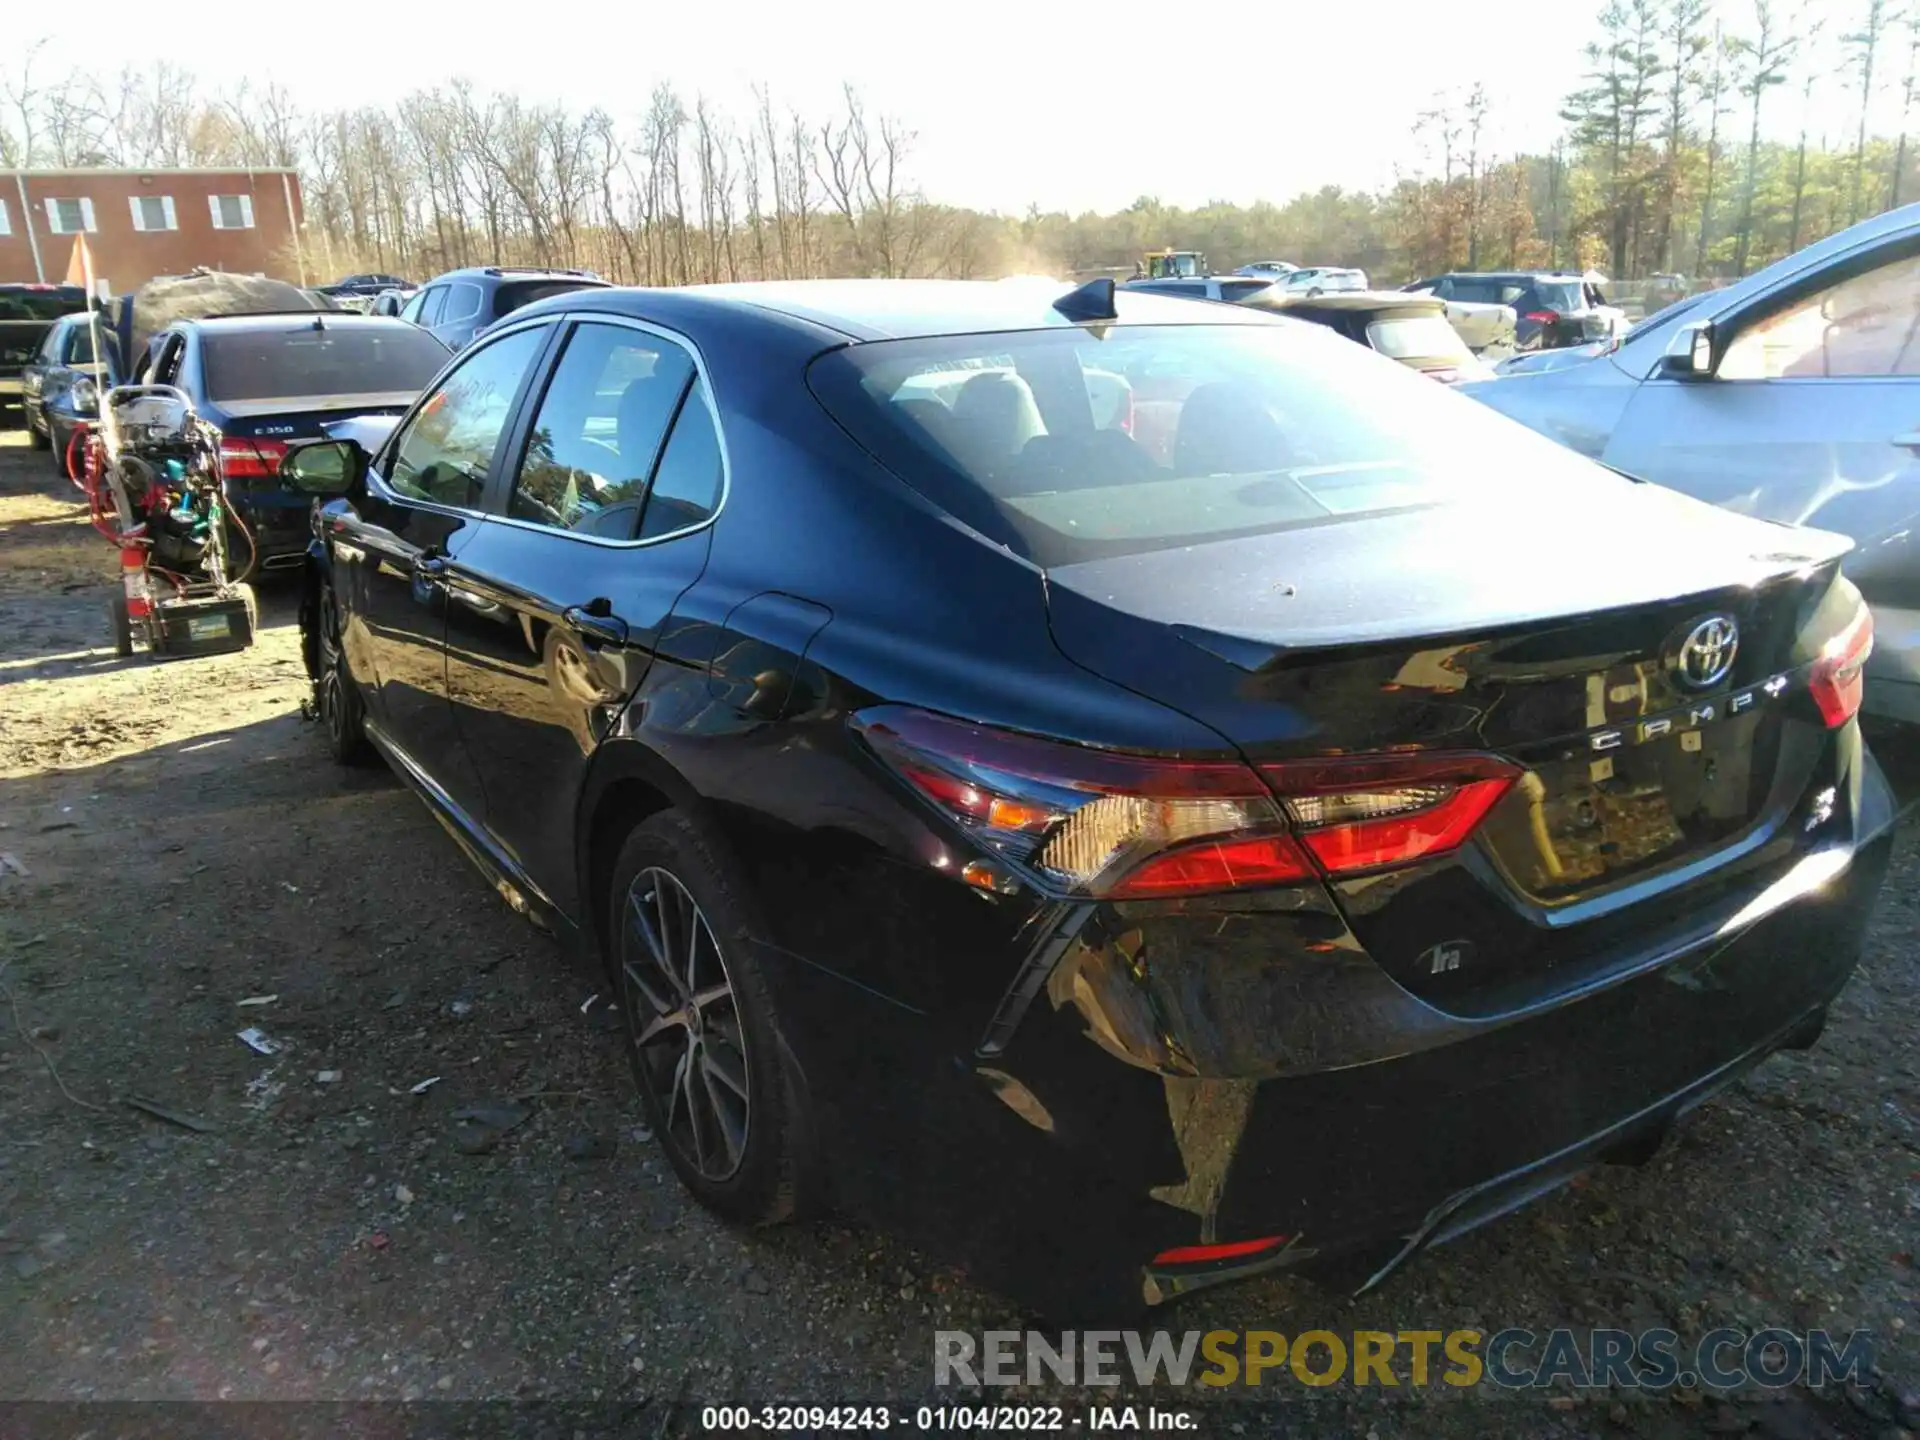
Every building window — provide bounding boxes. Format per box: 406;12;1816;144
129;195;178;232
0;199;10;237
208;194;255;230
44;198;96;235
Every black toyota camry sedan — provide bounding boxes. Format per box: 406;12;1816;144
289;278;1894;1314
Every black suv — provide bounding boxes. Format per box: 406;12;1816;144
400;266;609;352
1405;271;1627;350
318;272;412;299
1;284;89;422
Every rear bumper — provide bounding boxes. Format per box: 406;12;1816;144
230;493;314;567
767;742;1896;1314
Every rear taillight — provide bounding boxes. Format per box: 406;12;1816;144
219;436;290;481
855;706;1520;899
1810;606;1873;728
1523;310;1559;324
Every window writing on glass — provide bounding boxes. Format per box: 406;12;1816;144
387;326;547;509
509;323;696;538
1719;252;1920;380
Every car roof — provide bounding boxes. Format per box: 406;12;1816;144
174;312;420;333
526;278;1287;343
1441;270;1584;280
434;267;608;284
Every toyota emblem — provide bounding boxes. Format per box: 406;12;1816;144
1675;615;1739;689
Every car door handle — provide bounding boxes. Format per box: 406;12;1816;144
563;605;629;647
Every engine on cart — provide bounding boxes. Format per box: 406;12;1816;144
97;388;227;570
81;385;258;660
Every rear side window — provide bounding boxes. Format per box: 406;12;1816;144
639;378;723;539
440;282;483;325
1217;279;1272;303
201;324;450;402
508;322;697;538
809;322;1607;566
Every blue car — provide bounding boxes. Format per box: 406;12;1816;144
21;311;121;477
1463;203;1920;724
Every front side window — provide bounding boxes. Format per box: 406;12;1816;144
810;321;1629;566
508;322;697;538
44;198;94;235
209;194;255;230
386;326;547;509
1719;250;1920;380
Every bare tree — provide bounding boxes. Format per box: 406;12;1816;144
1730;0;1794;273
1844;0;1894;220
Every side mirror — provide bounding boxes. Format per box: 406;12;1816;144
1661;320;1716;379
281;439;366;496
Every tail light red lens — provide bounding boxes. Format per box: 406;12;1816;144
1523;310;1559;324
1260;754;1520;874
1810;606;1874;728
219;436;291;481
854;706;1520;899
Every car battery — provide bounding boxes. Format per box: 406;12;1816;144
148;587;256;659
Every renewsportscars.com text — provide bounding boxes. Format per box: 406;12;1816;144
934;1328;1873;1390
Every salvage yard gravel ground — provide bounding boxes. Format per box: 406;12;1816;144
0;430;1915;1437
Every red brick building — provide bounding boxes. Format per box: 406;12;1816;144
0;168;307;294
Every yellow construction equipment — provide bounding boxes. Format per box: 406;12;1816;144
1141;250;1206;280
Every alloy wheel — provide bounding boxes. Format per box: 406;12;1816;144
316;589;350;749
620;866;751;1181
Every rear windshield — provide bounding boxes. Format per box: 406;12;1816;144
202;324;450;402
493;280;600;319
1448;277;1527;305
809;322;1598;566
1365;313;1472;362
1532;280;1586;312
0;287;87;322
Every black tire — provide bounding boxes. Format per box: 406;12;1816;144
608;810;815;1226
50;426;75;480
314;577;374;766
107;595;133;659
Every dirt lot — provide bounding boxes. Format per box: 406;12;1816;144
0;428;1916;1438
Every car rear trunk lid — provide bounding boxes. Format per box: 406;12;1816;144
1043;489;1859;1007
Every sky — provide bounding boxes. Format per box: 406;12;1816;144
15;0;1884;217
